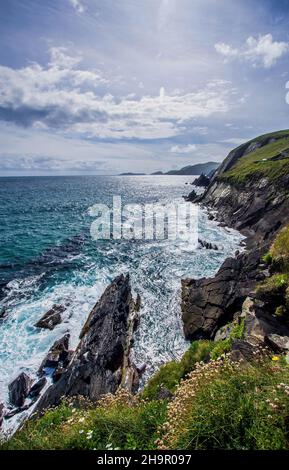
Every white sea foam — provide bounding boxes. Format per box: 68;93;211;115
0;199;244;434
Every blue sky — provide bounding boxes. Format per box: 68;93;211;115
0;0;289;175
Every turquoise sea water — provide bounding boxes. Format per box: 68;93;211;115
0;175;243;417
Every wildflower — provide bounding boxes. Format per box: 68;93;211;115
79;430;84;434
272;356;280;361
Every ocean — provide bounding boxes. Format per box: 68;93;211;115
0;175;243;415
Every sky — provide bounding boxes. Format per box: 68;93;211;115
0;0;289;175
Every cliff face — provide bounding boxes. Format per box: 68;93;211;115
182;130;289;340
35;274;139;412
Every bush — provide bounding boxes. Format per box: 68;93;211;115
157;357;289;450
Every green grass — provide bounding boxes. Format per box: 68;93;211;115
1;393;167;451
2;350;289;450
270;225;289;269
258;225;289;317
220;136;289;186
160;358;289;450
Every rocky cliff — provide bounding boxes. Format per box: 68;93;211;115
182;130;289;341
35;274;140;411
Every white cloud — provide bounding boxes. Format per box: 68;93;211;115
215;42;239;59
215;34;289;68
68;0;85;14
0;48;239;140
170;144;197;154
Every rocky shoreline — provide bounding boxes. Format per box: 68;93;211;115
1;274;141;425
181;131;289;355
2;130;289;432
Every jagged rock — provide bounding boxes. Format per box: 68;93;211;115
230;339;257;362
4;404;31;420
34;305;65;330
198;239;218;250
265;334;289;353
214;323;235;342
8;372;33;407
0;403;4;428
184;189;199;203
242;297;289;342
155;387;174;400
35;274;139;412
182;245;269;340
38;334;71;377
193;174;210;187
0;307;7;319
136;363;147;375
29;377;47;399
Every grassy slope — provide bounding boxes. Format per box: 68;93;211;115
219;130;289;185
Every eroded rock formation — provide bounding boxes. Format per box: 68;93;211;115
36;274;139;411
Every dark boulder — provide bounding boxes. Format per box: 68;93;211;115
35;274;139;412
182;247;267;340
28;377;47;399
243;297;289;342
265;334;289;353
230;339;258;362
34;305;65;330
184;189;199;203
193;174;210;187
0;403;4;428
155;387;174;400
8;372;33;408
198;239;218;250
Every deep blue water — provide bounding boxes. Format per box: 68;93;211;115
0;175;243;418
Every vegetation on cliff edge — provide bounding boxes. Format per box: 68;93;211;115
220;134;289;185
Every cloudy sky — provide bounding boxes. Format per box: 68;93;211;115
0;0;289;175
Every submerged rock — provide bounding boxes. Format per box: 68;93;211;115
8;372;33;408
36;274;139;412
198;239;219;251
34;305;65;330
